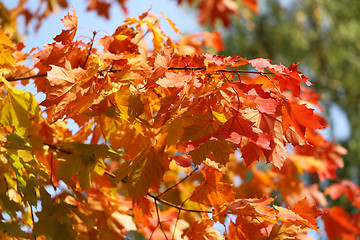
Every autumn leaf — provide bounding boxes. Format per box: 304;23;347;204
227;217;266;240
182;220;223;240
53;8;78;44
56;142;122;189
189;139;233;165
292;199;322;230
281;102;324;138
87;0;111;19
0;30;15;66
268;223;302;240
323;206;359;240
115;147;169;199
0;87;40;137
242;0;258;13
198;0;238;27
190;160;235;206
41;63;101;122
98;24;139;56
133;197;153;227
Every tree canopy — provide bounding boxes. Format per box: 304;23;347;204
0;0;359;239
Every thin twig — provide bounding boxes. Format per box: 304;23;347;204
155;199;169;240
172;195;191;240
6;66;274;82
44;143;212;214
135;19;159;45
157;166;199;197
104;170;211;213
167;67;274;74
81;31;97;68
261;73;282;94
6;73;47;82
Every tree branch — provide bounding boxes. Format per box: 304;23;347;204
104;170;212;213
6;66;274;82
6;73;47;82
157;166;199;197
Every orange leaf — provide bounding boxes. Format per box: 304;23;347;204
198;0;238;27
323;207;359;240
190;160;235;206
53;9;78;44
182;220;223;240
133;197;153;227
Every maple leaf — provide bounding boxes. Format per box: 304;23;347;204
115;147;169;199
281;102;324;138
248;59;311;97
292;199;322;229
133;197;153;227
41;63;101;122
325;180;360;208
322;206;359;240
0;30;15;66
0;86;40;137
98;24;139;56
190;160;235;206
182;220;223;240
227;217;266;240
87;0;111;19
213;116;261;146
226;197;279;223
268;222;302;240
53;8;78;44
198;0;238;27
147;48;171;87
56;142;121;189
189;139;233;165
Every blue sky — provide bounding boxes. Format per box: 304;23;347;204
6;0;201;51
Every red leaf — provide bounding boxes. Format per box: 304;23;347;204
292;199;322;229
87;0;111;19
213;116;260;146
242;0;258;13
282;102;324;138
323;207;359;240
198;0;238;27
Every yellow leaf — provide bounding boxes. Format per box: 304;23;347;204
0;30;15;66
0;87;40;137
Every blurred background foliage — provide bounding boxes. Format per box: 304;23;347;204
222;0;360;190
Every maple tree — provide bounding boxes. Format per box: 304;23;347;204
0;1;359;240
